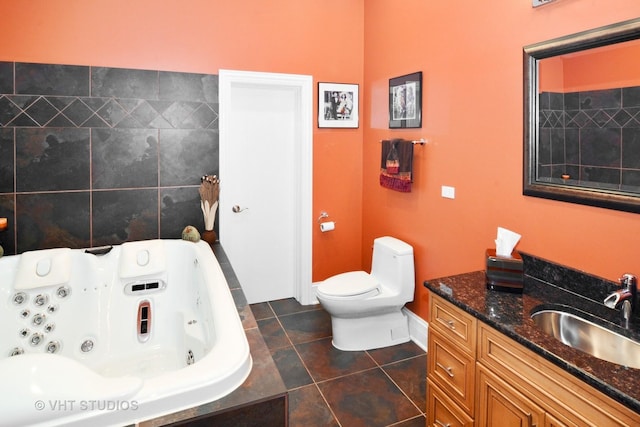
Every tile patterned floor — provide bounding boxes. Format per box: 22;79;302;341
250;298;427;427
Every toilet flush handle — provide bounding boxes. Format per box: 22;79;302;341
232;205;249;213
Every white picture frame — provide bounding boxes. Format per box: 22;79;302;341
318;82;359;128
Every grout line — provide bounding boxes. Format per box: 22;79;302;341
312;382;342;427
379;364;426;417
89;127;93;247
312;365;381;386
387;415;427;426
379;352;427;368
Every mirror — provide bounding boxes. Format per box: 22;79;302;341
524;18;640;213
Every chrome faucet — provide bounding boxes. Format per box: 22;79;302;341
604;273;637;326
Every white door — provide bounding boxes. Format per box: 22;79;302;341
219;70;313;305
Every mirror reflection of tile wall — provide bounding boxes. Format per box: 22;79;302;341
538;86;640;191
0;62;219;254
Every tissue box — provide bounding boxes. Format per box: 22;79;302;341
485;249;523;293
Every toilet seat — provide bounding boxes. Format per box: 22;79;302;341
317;271;381;300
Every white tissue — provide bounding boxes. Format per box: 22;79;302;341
495;227;521;258
320;221;335;232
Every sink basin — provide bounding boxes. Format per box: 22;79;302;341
531;307;640;369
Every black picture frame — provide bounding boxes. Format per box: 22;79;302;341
318;82;359;128
389;72;422;129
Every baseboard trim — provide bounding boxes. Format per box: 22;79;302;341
403;307;428;352
308;282;320;305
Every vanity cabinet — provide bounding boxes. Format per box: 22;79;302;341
427;292;640;427
477;323;640;426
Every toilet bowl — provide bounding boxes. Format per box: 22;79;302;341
316;236;415;351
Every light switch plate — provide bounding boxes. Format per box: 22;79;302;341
441;185;455;199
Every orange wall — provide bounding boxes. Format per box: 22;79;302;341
563;41;640;91
540;41;640;92
3;1;640;323
539;56;566;92
1;0;365;283
364;1;640;319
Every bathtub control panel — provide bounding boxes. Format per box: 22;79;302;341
137;300;152;342
124;279;167;295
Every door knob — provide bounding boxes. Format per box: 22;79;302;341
232;205;248;213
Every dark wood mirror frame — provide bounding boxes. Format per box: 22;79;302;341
524;18;640;213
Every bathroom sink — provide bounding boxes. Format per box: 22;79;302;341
531;307;640;369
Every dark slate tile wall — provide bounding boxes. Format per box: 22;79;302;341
539;86;640;192
0;62;219;254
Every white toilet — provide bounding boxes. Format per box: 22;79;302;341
315;236;415;351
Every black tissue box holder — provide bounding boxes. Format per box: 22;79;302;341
485;249;523;293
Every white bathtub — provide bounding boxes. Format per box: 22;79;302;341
0;239;252;427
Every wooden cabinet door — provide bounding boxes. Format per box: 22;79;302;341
476;364;544;427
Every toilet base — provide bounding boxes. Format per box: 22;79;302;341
330;310;410;351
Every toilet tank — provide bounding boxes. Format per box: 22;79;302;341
370;236;415;297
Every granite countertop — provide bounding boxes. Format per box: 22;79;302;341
424;271;640;414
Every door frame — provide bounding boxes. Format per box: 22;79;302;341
218;69;314;305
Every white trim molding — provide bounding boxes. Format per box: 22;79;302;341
219;70;313;305
403;307;428;352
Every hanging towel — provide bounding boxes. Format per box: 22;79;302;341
380;139;414;192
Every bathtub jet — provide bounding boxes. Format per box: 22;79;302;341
0;239;252;427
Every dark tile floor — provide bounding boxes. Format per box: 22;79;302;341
250;298;427;427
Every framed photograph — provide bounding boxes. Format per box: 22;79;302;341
389;72;422;128
318;82;359;128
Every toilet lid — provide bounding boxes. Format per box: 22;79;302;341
317;271;380;297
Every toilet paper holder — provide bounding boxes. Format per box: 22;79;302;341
317;211;336;232
317;211;330;222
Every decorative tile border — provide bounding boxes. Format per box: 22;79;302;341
0;94;218;129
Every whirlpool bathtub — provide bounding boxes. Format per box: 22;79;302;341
0;239;252;426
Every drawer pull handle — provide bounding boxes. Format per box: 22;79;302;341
445;319;455;330
436;362;454;377
434;420;451;427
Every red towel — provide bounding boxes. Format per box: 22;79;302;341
380;139;414;192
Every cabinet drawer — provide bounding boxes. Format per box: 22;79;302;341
427;379;474;427
428;329;475;416
430;293;477;354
